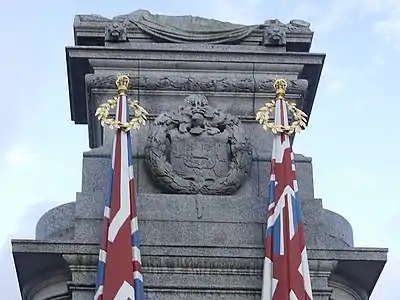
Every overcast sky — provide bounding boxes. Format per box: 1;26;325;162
0;0;399;299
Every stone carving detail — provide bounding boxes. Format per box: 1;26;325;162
145;95;251;195
113;9;259;44
105;22;127;42
76;10;312;45
261;19;310;46
286;19;312;31
262;19;286;46
85;74;309;95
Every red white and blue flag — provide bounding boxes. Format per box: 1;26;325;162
94;93;145;300
261;98;313;300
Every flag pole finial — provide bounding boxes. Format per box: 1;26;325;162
95;74;149;131
116;74;130;95
255;78;307;134
274;78;287;99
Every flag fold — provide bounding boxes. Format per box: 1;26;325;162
261;97;313;300
94;93;145;300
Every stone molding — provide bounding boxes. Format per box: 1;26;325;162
85;74;309;94
329;281;364;300
24;272;69;300
329;275;368;300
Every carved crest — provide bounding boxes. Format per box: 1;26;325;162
145;95;252;195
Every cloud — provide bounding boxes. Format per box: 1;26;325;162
374;13;400;50
364;0;400;49
285;0;361;33
324;0;400;49
316;0;360;33
211;0;263;24
167;0;264;25
4;148;36;169
289;0;400;50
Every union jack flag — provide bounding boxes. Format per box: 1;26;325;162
94;93;145;300
261;98;313;300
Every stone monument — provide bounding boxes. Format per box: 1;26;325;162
12;10;387;300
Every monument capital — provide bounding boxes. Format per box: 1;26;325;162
74;9;313;48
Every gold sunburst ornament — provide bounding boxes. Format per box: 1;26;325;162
95;74;148;132
256;78;308;134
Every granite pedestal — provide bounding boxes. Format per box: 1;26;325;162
12;10;387;300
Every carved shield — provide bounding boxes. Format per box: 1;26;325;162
145;95;251;195
169;131;230;184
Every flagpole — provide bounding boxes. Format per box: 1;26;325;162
94;74;148;300
257;79;313;300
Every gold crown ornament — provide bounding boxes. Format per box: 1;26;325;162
255;78;307;134
116;74;130;95
95;74;149;132
273;78;288;99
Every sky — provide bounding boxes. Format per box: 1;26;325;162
0;0;399;299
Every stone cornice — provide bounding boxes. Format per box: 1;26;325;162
85;74;309;95
66;45;324;149
12;240;388;257
67;44;325;63
12;240;387;298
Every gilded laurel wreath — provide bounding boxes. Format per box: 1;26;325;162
95;96;148;132
256;100;308;134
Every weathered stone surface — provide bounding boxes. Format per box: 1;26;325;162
75;9;312;46
11;240;387;300
105;22;127;42
262;19;288;46
11;10;387;300
35;202;75;241
66;43;324;150
85;73;309;94
145;94;251;195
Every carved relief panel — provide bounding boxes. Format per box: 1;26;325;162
145;94;252;195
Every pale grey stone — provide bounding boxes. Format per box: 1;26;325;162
105;22;127;42
11;240;387;300
35;202;75;241
262;19;287;46
12;10;387;300
76;9;312;46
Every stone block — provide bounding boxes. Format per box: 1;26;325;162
74;218;102;243
141;220;263;248
137;194;265;223
80;152;110;194
257;154;315;202
36;202;75;241
147;291;257;300
74;191;105;219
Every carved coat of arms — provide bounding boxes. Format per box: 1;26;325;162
145;94;252;195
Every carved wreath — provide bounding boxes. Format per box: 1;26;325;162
144;95;252;195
